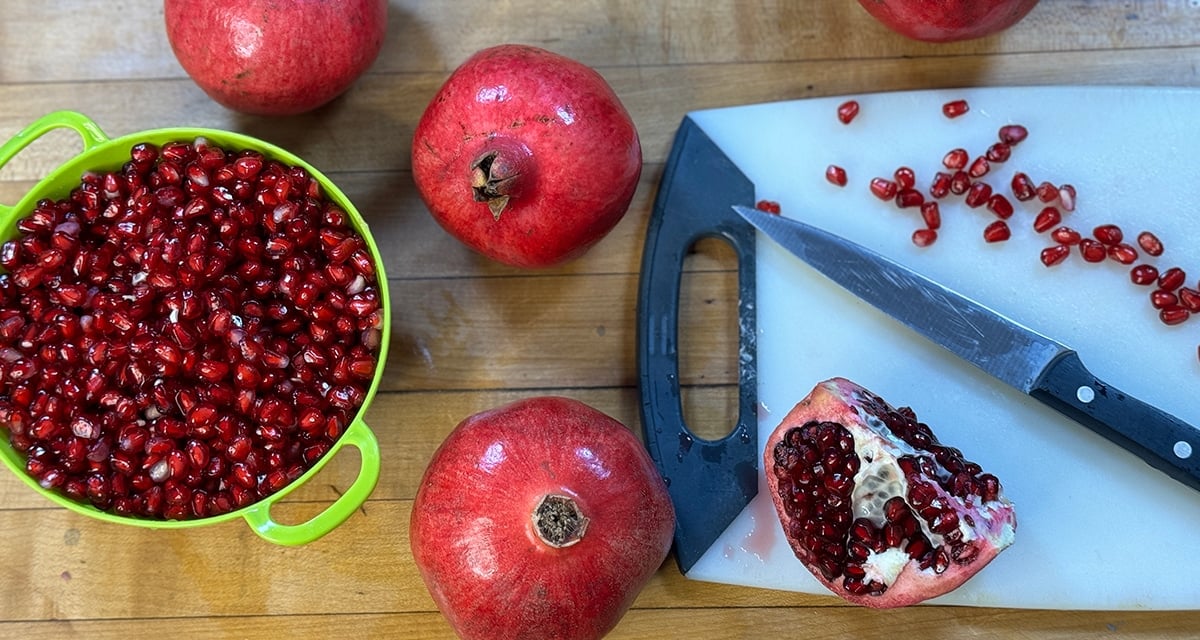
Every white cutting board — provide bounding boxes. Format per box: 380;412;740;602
685;86;1200;610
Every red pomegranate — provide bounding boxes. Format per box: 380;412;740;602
411;45;642;268
764;378;1017;608
410;396;674;639
856;0;1040;42
164;0;387;115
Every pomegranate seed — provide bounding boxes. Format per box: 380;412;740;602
1178;288;1200;312
1107;243;1138;265
895;189;924;209
948;171;970;195
986;194;1013;219
942;99;969;118
911;228;937;247
1040;245;1070;267
929;172;951;199
920;202;941;230
1160;306;1191;326
942;149;969;170
985;142;1011;163
1011;172;1036;201
755;200;781;215
1050;226;1082;245
1151;290;1179;310
1158;267;1187;291
983;220;1011;243
1137;231;1163;256
1130;264;1160;286
1093;224;1124;246
837;100;860;124
998;124;1029;145
1057;184;1076;212
964;182;992;208
825;165;848;187
1035;182;1058;203
1033;207;1062;233
894;167;916;190
1079;239;1106;262
870;178;899;201
968;156;990;179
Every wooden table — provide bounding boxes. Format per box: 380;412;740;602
1;1;1198;637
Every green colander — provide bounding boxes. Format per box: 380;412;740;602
0;111;390;545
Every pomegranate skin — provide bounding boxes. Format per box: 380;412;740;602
410;397;674;640
412;45;643;268
856;0;1040;42
164;0;387;115
764;378;1016;608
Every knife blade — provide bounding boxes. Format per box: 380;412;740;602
734;204;1200;494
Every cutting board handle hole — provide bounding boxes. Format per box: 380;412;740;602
678;236;741;442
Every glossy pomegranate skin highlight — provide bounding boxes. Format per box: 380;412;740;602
765;378;1016;608
164;0;387;115
856;0;1040;42
410;397;674;640
412;45;642;268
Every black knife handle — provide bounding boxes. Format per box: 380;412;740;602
636;117;759;573
1031;351;1200;492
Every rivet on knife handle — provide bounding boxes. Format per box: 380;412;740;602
1031;351;1199;492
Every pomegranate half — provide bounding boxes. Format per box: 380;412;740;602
411;45;642;268
765;377;1016;608
410;396;674;640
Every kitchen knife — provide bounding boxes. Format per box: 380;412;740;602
636;118;759;573
734;204;1200;494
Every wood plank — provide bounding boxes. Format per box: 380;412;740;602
3;1;1198;83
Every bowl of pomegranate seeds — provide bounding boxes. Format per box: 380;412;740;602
0;111;389;544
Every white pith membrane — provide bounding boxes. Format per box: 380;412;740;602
848;405;1013;587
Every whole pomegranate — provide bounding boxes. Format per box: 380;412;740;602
856;0;1039;42
410;396;674;640
765;378;1017;608
411;45;642;268
163;0;387;115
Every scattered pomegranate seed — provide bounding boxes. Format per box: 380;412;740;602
964;182;992;208
912;228;938;248
942;99;970;118
987;194;1014;219
1151;290;1180;310
826;165;848;187
929;172;951;199
895;189;924;209
968;156;990;179
983;220;1011;243
755;199;782;214
949;171;971;195
998;124;1029;145
1078;239;1107;263
985;142;1012;163
870;178;899;201
1160;306;1191;326
920;202;941;230
1040;245;1071;267
1093;224;1124;246
837;100;860;124
1130;264;1161;286
1107;243;1139;265
894;167;916;190
1035;181;1058;203
943;149;969;170
1178;288;1200;312
1050;226;1082;245
1033;207;1062;233
1137;231;1163;256
1158;267;1187;291
1057;184;1076;212
1011;172;1036;201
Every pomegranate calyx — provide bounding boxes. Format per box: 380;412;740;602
470;144;530;221
532;493;589;548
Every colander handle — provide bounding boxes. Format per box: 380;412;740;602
240;418;382;546
0;111;110;216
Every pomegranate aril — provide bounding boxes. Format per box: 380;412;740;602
1078;238;1106;263
1050;226;1082;246
942;148;969;170
1151;290;1179;310
895;189;924;209
1157;267;1186;291
967;156;990;179
1033;207;1062;234
825;164;848;187
964;182;992;208
985;142;1011;163
1093;224;1124;246
1035;181;1058;203
894;167;916;190
837;100;860;124
1057;184;1076;212
986;194;1013;220
1160;307;1191;326
911;228;937;248
920;202;941;230
1040;245;1070;267
929;172;951;199
1010;172;1036;201
942;99;969;118
1107;243;1138;265
754;200;781;215
1130;264;1160;286
983;220;1011;243
1137;231;1164;256
1178;288;1200;312
870;178;898;201
998;124;1028;145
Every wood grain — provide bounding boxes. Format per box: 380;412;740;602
3;0;1200;637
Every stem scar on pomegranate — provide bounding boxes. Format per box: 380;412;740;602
765;378;1016;608
410;396;674;640
0;137;383;520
